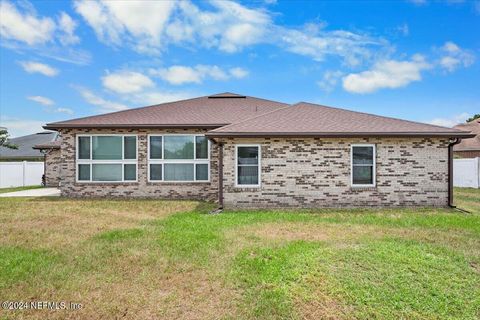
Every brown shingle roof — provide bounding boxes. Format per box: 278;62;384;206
44;93;287;129
33;139;61;150
207;102;474;138
453;120;480;151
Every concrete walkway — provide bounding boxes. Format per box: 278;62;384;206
0;188;60;197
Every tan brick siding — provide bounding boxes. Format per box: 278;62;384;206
58;128;219;200
220;137;449;208
58;129;449;208
45;149;61;187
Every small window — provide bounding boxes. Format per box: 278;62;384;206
78;164;90;181
124;136;136;159
351;145;375;186
196;163;208;181
195;136;208;159
149;136;162;159
78;136;90;159
124;164;136;181
150;164;162;181
236;145;260;186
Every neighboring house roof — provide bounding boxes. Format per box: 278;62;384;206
207;102;473;138
44;93;288;129
43;93;473;138
0;131;59;159
453;120;480;151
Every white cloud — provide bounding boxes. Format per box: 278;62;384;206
26;95;74;115
317;70;344;92
58;12;80;45
342;54;431;94
278;24;385;66
53;107;74;115
152;66;202;85
0;116;47;137
438;41;475;72
151;65;249;85
397;23;409;36
229;67;249;78
73;0;385;66
19;61;59;77
0;1;55;45
74;0;175;52
74;0;270;54
27;95;54;106
102;71;154;94
74;86;129;112
426;112;470;127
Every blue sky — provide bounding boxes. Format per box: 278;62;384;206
1;0;479;137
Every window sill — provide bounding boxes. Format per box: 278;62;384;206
350;186;377;191
147;181;211;185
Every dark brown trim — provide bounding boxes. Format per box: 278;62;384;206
206;132;475;138
218;142;224;209
448;138;462;207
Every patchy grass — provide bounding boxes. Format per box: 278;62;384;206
0;189;479;319
0;185;42;194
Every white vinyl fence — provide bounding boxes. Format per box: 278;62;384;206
454;157;480;188
0;161;44;188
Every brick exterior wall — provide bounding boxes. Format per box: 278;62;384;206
45;148;61;187
58;128;219;200
220;137;449;208
58;129;449;208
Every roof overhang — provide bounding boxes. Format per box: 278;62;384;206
43;123;229;130
205;132;476;138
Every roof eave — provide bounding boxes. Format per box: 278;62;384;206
43;123;229;130
205;132;476;138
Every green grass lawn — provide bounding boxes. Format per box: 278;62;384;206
0;185;42;194
0;190;479;319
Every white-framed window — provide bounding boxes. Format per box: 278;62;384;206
76;134;138;183
148;134;210;182
235;144;261;187
351;144;376;187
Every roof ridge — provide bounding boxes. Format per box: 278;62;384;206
46;93;288;127
295;102;466;132
208;104;293;133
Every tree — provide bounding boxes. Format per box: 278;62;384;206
466;114;480;123
0;129;18;149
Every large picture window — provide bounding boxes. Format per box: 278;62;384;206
351;144;376;187
236;145;261;187
148;135;210;182
76;135;137;182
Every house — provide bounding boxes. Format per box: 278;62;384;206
453;120;480;158
0;131;59;161
42;93;473;208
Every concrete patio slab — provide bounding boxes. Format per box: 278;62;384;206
0;188;61;197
